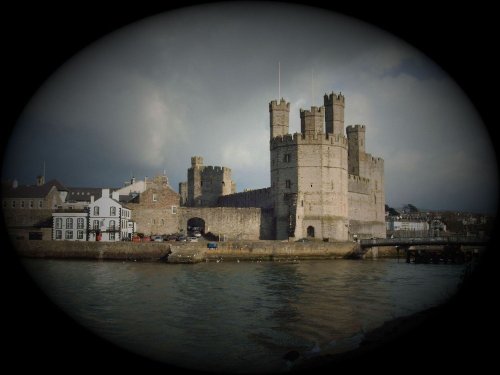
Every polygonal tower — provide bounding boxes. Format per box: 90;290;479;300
269;99;290;139
324;92;345;135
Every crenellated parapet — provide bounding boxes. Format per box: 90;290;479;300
348;174;370;194
269;99;290;111
324;91;345;104
270;132;348;148
346;124;366;133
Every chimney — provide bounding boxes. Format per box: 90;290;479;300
102;188;110;198
36;175;45;186
90;195;94;203
112;191;119;201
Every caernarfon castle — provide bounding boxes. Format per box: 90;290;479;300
179;91;386;241
2;91;385;242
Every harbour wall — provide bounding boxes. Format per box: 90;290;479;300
12;239;398;263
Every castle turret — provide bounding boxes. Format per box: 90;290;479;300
324;92;345;135
300;106;325;135
346;125;366;176
187;156;203;206
269;99;290;139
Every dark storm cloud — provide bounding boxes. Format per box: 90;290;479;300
2;2;497;213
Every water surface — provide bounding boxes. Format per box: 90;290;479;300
23;259;464;373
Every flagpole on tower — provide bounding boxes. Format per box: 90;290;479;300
278;61;281;99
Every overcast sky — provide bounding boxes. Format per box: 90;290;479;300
2;2;498;213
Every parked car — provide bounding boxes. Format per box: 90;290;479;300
176;235;187;242
152;235;163;242
187;237;198;242
193;231;202;237
207;242;218;249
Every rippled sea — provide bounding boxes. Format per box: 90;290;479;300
23;258;464;373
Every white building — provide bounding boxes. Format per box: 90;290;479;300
88;189;132;241
52;211;88;241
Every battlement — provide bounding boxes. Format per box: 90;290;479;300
348;174;370;183
270;132;348;147
202;166;231;173
346;124;366;133
191;156;204;167
299;106;325;116
348;174;371;195
269;99;290;111
324;92;345;105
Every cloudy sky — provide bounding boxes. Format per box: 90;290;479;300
2;2;498;213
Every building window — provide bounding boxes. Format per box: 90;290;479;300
161;219;165;225
77;230;84;240
29;200;33;208
94;206;99;216
66;218;73;229
93;220;99;230
55;230;62;240
55;218;62;229
109;232;115;240
12;201;16;208
109;220;116;230
77;218;84;229
21;201;25;208
38;200;43;208
65;230;73;240
171;206;177;214
110;207;116;216
286;180;291;189
152;193;157;202
283;154;291;163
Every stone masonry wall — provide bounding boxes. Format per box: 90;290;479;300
177;207;274;240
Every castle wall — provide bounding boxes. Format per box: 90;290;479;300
217;187;273;208
177;207;274;240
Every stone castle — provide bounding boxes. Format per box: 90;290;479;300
180;91;386;241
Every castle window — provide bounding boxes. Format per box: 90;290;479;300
21;201;25;208
283;154;291;163
65;230;73;240
109;220;116;230
55;230;62;240
12;201;16;208
77;230;84;240
171;206;177;214
307;226;315;238
161;219;165;225
286;180;291;189
152;193;157;202
109;232;115;240
55;218;62;229
93;220;99;230
94;206;99;216
66;218;73;229
301;200;304;207
110;207;116;216
38;200;43;208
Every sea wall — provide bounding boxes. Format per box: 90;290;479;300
12;239;360;262
12;240;170;261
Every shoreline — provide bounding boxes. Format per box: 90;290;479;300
10;239;401;262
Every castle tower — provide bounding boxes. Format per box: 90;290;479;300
324;92;345;135
346;125;366;176
269;99;290;139
300;106;325;135
187;156;203;206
